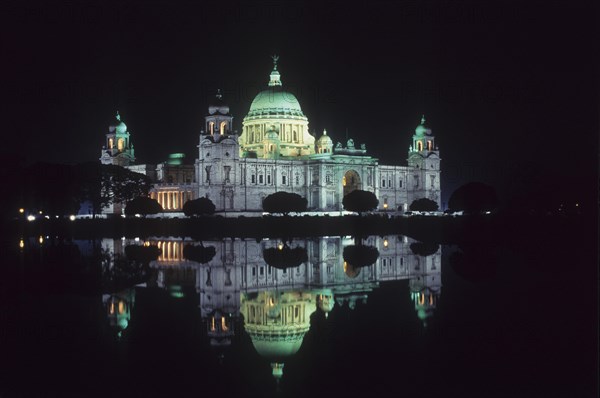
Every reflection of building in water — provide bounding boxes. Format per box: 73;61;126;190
102;288;135;339
100;236;441;377
409;253;442;328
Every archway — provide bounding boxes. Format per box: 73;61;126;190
342;170;361;197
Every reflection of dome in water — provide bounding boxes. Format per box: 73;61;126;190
240;290;316;379
251;335;305;360
315;289;334;316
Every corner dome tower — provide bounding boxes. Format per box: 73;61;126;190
241;56;315;159
100;111;135;166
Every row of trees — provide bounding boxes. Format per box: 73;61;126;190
125;183;498;217
11;158;496;218
14;162;152;218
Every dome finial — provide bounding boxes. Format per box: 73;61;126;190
421;114;426;125
116;111;121;121
268;55;282;87
323;129;327;136
216;89;222;100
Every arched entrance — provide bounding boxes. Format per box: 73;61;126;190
342;170;361;197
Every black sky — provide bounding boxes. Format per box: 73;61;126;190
1;0;597;206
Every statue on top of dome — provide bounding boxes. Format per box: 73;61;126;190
271;54;279;70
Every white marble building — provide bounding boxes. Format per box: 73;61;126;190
100;58;441;213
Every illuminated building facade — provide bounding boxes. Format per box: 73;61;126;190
100;58;441;213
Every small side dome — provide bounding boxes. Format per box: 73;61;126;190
109;111;127;133
415;115;432;136
317;129;333;145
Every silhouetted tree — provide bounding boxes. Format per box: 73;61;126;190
262;191;308;215
263;244;308;269
410;242;440;256
448;182;498;214
22;163;81;216
76;162;152;217
409;198;439;212
109;165;153;204
343;245;379;268
183;197;216;217
342;190;379;214
183;244;217;264
125;197;162;217
125;245;161;264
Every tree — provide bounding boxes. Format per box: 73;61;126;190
409;198;439;212
109;165;153;204
342;190;379;214
262;191;307;215
410;242;440;256
448;182;498;214
342;245;379;267
76;162;152;217
263;244;308;269
182;197;216;217
183;244;217;264
125;245;161;264
124;197;162;217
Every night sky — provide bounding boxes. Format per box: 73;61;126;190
1;0;597;206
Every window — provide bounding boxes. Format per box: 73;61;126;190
282;175;287;185
388;179;392;187
267;175;271;184
252;267;256;276
399;179;403;188
259;266;264;276
382;179;386;187
205;166;211;183
251;174;256;184
259;175;263;184
224;166;231;183
295;174;300;185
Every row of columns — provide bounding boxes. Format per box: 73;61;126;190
150;191;194;210
157;241;184;262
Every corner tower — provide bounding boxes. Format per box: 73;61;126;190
196;93;240;211
240;56;314;159
407;115;441;206
100;112;135;166
205;89;233;136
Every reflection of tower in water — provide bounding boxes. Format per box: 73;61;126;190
102;288;136;340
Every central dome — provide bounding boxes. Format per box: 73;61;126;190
241;58;314;158
246;88;305;118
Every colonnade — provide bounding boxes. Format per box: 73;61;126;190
150;191;194;210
